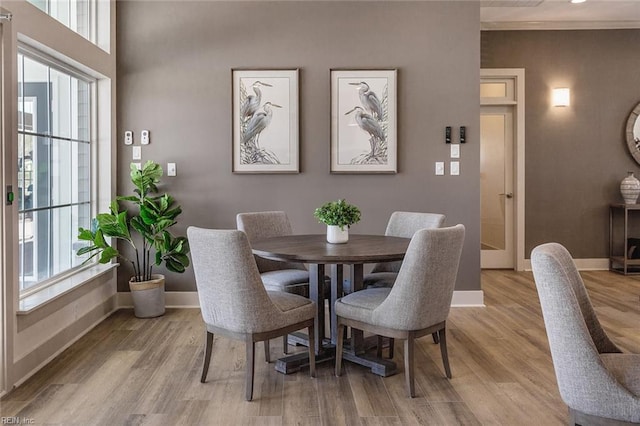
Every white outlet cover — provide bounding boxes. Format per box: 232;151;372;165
132;162;142;170
124;130;133;145
167;162;176;176
435;162;445;176
132;146;142;160
141;130;150;145
450;161;460;175
450;144;460;159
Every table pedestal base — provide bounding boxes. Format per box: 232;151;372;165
276;337;398;377
275;347;336;375
341;351;398;377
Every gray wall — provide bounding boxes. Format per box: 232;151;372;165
482;30;640;258
117;1;481;292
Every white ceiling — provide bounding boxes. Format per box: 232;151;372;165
481;0;640;30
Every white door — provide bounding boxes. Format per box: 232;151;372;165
481;105;515;268
480;70;525;270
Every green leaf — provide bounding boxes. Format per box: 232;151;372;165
99;246;119;263
76;245;96;256
78;228;94;241
139;205;157;225
94;229;108;248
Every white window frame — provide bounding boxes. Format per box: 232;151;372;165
17;45;98;299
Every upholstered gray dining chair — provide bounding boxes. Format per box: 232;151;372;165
335;225;465;398
531;243;640;424
237;211;310;296
362;211;446;357
237;211;313;356
363;211;446;289
188;227;316;401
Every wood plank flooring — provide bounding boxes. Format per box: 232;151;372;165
2;270;640;425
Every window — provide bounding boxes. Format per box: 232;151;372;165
17;50;93;294
28;0;92;42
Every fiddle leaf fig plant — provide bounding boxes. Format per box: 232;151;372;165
313;198;362;231
76;160;190;282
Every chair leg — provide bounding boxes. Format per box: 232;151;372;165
438;328;452;379
245;338;255;401
335;322;345;376
283;335;289;354
307;324;316;378
432;332;439;344
388;338;395;359
264;339;271;363
201;331;214;383
376;335;384;358
405;337;415;398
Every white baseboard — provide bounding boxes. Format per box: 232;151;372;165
451;290;485;307
522;258;609;271
118;290;484;309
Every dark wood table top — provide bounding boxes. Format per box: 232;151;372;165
251;234;410;264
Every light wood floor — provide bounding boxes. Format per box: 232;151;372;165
2;270;640;425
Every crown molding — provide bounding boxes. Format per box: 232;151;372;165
482;20;640;30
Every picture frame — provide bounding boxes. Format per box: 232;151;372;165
232;69;299;173
330;69;397;173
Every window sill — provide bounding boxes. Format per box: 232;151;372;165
17;263;118;315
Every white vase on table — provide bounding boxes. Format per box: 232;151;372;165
327;225;349;244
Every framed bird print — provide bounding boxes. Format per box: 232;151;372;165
232;69;299;173
330;69;397;173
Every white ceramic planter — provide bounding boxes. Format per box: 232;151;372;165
327;225;349;244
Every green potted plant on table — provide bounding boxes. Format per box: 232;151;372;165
76;160;190;318
313;198;361;244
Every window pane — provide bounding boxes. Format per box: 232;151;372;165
73;79;90;141
18;213;33;291
50;69;71;139
22;56;50;135
27;0;92;41
73;142;91;204
52;138;72;206
32;135;52;210
72;203;91;267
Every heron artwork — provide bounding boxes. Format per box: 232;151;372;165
345;106;387;164
349;81;384;120
240;80;272;121
241;102;282;165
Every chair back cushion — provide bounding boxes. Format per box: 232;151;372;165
371;212;446;273
188;227;283;333
531;243;639;419
236;211;307;273
373;224;464;329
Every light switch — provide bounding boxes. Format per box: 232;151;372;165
167;162;176;176
132;146;142;160
132;162;142;170
435;162;445;176
450;144;460;159
450;161;460;176
141;130;150;145
124;130;133;145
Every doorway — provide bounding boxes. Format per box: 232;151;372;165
480;69;525;270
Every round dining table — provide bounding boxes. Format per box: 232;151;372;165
251;234;410;377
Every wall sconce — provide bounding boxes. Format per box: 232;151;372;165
552;88;571;107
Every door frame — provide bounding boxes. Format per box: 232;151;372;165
0;6;12;396
480;69;525;271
